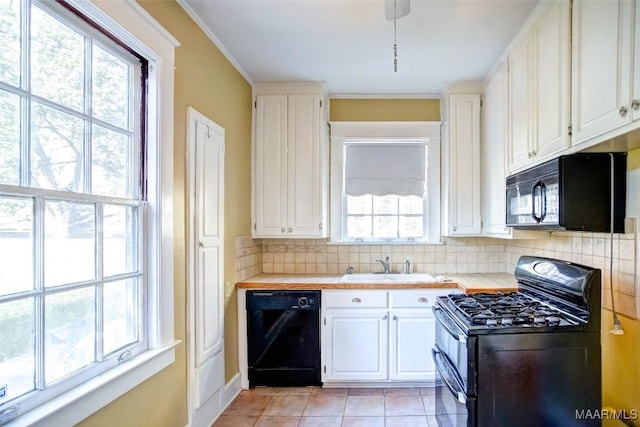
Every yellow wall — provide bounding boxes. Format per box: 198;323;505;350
79;1;252;426
601;147;640;415
330;98;440;121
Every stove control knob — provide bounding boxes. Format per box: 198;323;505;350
298;297;309;307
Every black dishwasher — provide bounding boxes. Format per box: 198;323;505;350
247;290;321;387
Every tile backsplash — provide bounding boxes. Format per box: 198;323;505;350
235;230;639;319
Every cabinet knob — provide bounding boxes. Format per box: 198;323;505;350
393;315;398;321
281;227;286;233
528;152;532;158
531;150;537;156
632;99;640;111
352;297;362;303
288;227;293;233
452;226;457;232
620;106;628;117
417;297;429;303
198;241;204;248
382;315;388;320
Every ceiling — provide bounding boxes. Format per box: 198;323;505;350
180;0;539;96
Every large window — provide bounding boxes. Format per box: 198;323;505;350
0;0;151;418
330;122;442;243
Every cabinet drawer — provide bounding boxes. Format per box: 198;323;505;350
323;291;388;308
390;289;459;308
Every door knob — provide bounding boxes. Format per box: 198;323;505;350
619;106;628;117
632;99;640;110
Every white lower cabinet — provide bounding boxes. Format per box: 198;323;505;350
389;310;435;381
322;289;456;384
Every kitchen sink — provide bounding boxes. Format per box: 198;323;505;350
339;273;439;284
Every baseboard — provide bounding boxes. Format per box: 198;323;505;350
220;373;242;413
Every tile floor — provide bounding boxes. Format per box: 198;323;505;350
214;387;438;427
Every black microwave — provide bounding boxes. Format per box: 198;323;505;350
505;153;627;232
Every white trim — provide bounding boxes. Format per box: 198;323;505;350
6;343;179;427
176;0;253;85
329;93;440;100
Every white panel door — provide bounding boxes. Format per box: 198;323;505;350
254;95;288;236
482;62;510;236
287;94;321;237
323;311;388;381
389;310;435;381
188;108;226;423
447;93;481;235
195;120;225;365
534;0;570;160
508;34;533;172
571;0;633;145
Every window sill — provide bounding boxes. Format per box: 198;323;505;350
326;240;445;246
6;341;180;427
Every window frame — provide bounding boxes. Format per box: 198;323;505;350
329;121;442;244
0;0;178;425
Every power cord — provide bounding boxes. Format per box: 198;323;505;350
608;153;624;336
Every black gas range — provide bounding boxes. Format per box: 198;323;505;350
432;256;601;427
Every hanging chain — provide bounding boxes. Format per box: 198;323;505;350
393;0;398;72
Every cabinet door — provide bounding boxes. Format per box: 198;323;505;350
254;95;288;237
287;94;322;237
446;93;481;235
389;310;436;381
323;310;388;381
533;0;570;159
482;63;510;236
633;1;640;122
571;0;633;145
508;35;533;173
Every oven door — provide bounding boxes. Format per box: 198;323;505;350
432;347;476;427
433;305;474;394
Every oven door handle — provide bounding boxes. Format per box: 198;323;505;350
432;347;467;404
433;306;467;344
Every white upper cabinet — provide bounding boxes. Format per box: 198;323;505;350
252;83;329;238
571;0;636;146
442;89;482;236
482;62;510;236
507;0;570;173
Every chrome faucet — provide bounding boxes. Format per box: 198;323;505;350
376;256;391;274
405;260;411;274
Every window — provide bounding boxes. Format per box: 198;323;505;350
0;0;175;422
330;122;441;243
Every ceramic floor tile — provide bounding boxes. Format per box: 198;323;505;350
254;416;300;427
311;387;349;396
248;387;280;395
348;388;385;396
344;396;385;417
298;416;343;427
419;387;437;395
262;394;309;416
275;387;315;395
385;395;426;416
384;387;422;396
342;416;385;427
427;415;438;427
422;394;436;415
302;395;346;416
223;393;272;416
385;415;429;427
212;415;259;427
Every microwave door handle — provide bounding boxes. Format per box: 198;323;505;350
540;182;547;222
531;181;542;223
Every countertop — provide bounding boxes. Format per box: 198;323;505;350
236;273;518;293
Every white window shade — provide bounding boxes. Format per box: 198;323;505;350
344;143;426;196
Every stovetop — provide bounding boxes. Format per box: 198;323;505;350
437;291;586;333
